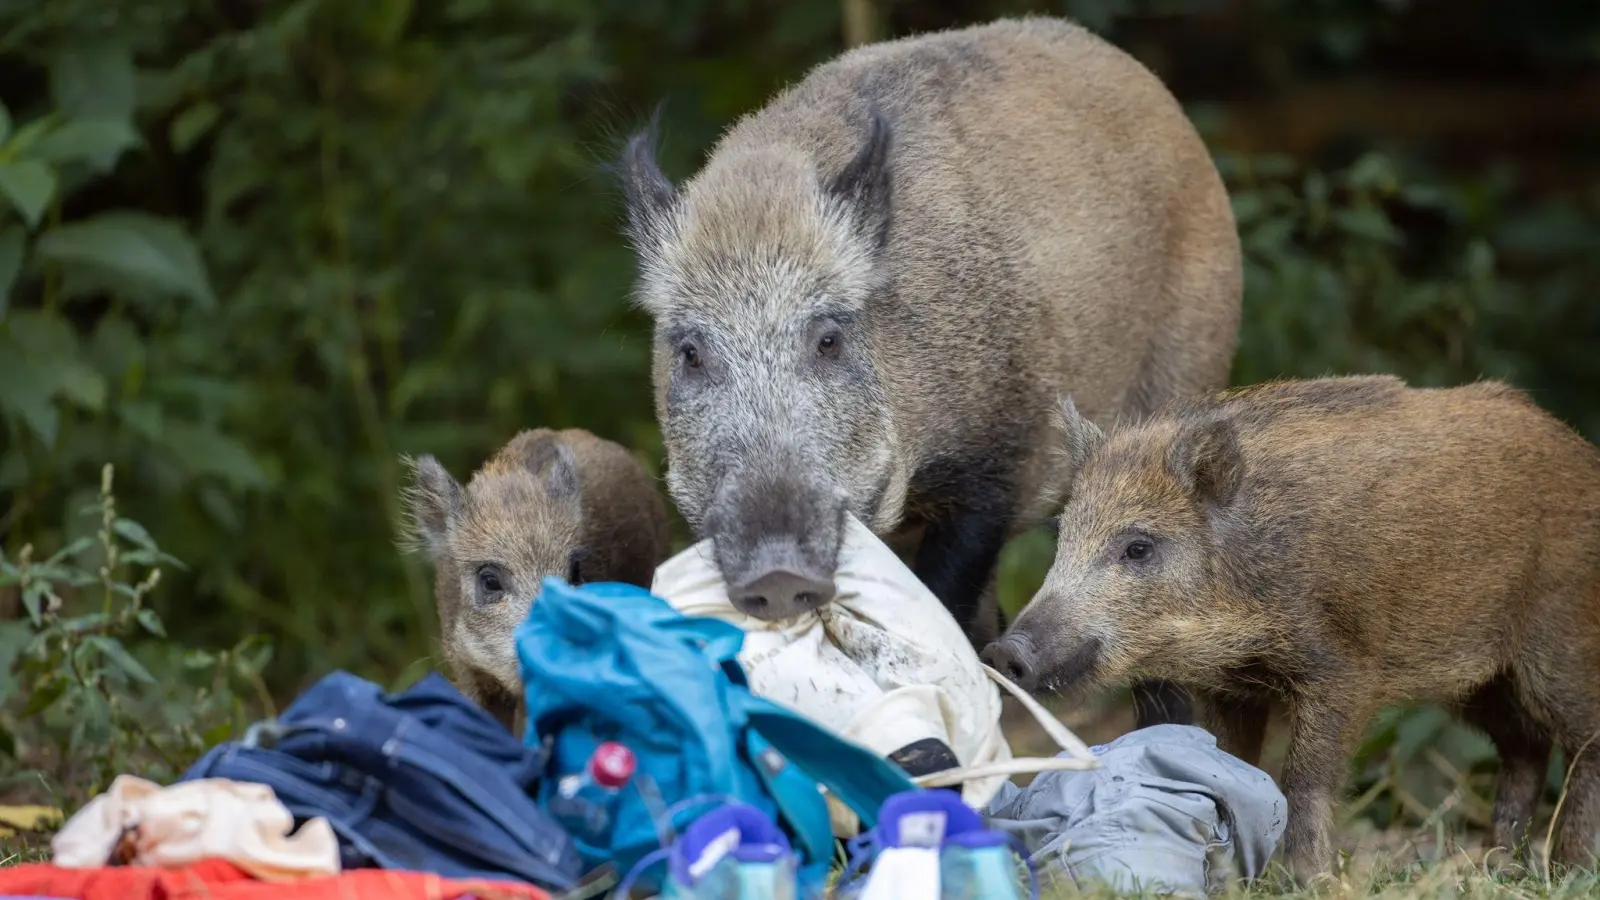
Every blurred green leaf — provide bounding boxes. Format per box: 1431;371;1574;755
117;399;163;439
50;41;135;121
60;613;112;634
35;212;216;308
1331;207;1404;245
169;103;219;154
43;537;94;566
78;689;111;746
20;677;67;717
160;421;269;489
57;360;107;412
366;0;413;44
0;159;57;229
85;636;156;686
1344;152;1398;194
1;365;61;446
136;609;166;638
182;650;217;669
112;519;159;552
33;119;141;173
0;621;31;702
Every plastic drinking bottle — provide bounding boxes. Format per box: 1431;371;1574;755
552;741;636;845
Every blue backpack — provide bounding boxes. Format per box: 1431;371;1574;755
516;577;918;890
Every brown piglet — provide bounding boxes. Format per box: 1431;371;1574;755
984;375;1600;882
400;428;672;730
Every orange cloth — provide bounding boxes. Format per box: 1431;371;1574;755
0;858;552;900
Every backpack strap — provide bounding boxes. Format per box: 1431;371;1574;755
740;727;835;885
743;695;916;829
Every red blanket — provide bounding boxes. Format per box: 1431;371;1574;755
0;858;552;900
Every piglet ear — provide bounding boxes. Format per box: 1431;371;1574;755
1049;394;1106;506
1167;417;1242;507
398;454;462;559
827;103;894;251
1055;395;1106;473
521;434;583;512
544;443;582;508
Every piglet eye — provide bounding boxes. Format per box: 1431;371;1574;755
1123;540;1153;562
478;569;504;594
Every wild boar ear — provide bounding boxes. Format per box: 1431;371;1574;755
618;106;681;252
1168;417;1242;507
527;438;583;511
398;454;462;559
1054;394;1107;474
827;103;894;251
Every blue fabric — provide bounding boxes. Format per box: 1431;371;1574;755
516;577;916;891
983;724;1287;897
180;669;581;892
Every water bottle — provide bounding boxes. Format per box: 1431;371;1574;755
550;741;636;846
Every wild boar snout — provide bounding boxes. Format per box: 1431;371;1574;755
704;464;847;621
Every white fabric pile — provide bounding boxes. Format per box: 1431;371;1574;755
650;512;1095;821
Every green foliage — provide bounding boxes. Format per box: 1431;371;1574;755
0;464;270;808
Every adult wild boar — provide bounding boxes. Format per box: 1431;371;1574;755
400;428;671;730
617;16;1241;728
986;376;1600;881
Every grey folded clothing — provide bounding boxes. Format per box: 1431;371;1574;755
982;724;1286;897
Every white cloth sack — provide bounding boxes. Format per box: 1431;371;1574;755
650;512;1098;821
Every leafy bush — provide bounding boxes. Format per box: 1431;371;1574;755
0;464;269;814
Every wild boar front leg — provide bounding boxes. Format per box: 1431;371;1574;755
1279;690;1370;885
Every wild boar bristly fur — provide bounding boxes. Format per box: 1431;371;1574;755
617;15;1242;732
990;374;1600;882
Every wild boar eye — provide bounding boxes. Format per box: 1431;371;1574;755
817;332;841;357
478;569;503;593
680;344;701;368
1123;540;1154;562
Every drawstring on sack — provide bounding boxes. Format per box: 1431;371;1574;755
906;665;1099;790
